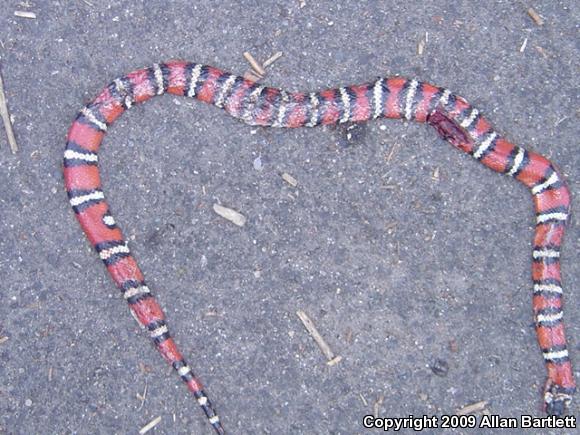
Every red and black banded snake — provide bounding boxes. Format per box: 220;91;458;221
63;60;575;433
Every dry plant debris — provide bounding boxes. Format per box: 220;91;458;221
456;400;489;415
243;51;266;77
243;51;284;83
14;11;37;19
139;416;162;434
213;203;247;227
0;67;18;153
296;309;342;365
527;8;544;26
417;32;427;55
263;51;283;68
281;172;298;187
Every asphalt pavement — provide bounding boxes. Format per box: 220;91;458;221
0;1;578;434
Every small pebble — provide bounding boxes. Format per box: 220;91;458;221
25;399;32;407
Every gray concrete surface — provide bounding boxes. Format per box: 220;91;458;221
0;1;578;434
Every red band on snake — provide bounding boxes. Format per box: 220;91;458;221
63;60;575;432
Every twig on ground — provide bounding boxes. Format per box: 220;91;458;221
139;416;161;434
373;395;384;418
263;51;284;68
456;400;488;415
296;310;341;365
0;67;18;153
359;393;368;406
385;143;399;163
281;172;298;187
213;203;247;227
417;32;427;55
14;11;37;19
243;51;266;77
137;381;148;411
527;8;544;26
243;71;261;82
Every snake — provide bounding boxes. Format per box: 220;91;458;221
63;60;575;433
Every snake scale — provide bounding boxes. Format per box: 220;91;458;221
63;60;575;433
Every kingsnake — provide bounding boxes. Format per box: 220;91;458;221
64;60;575;433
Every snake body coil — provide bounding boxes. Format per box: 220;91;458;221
64;60;575;433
